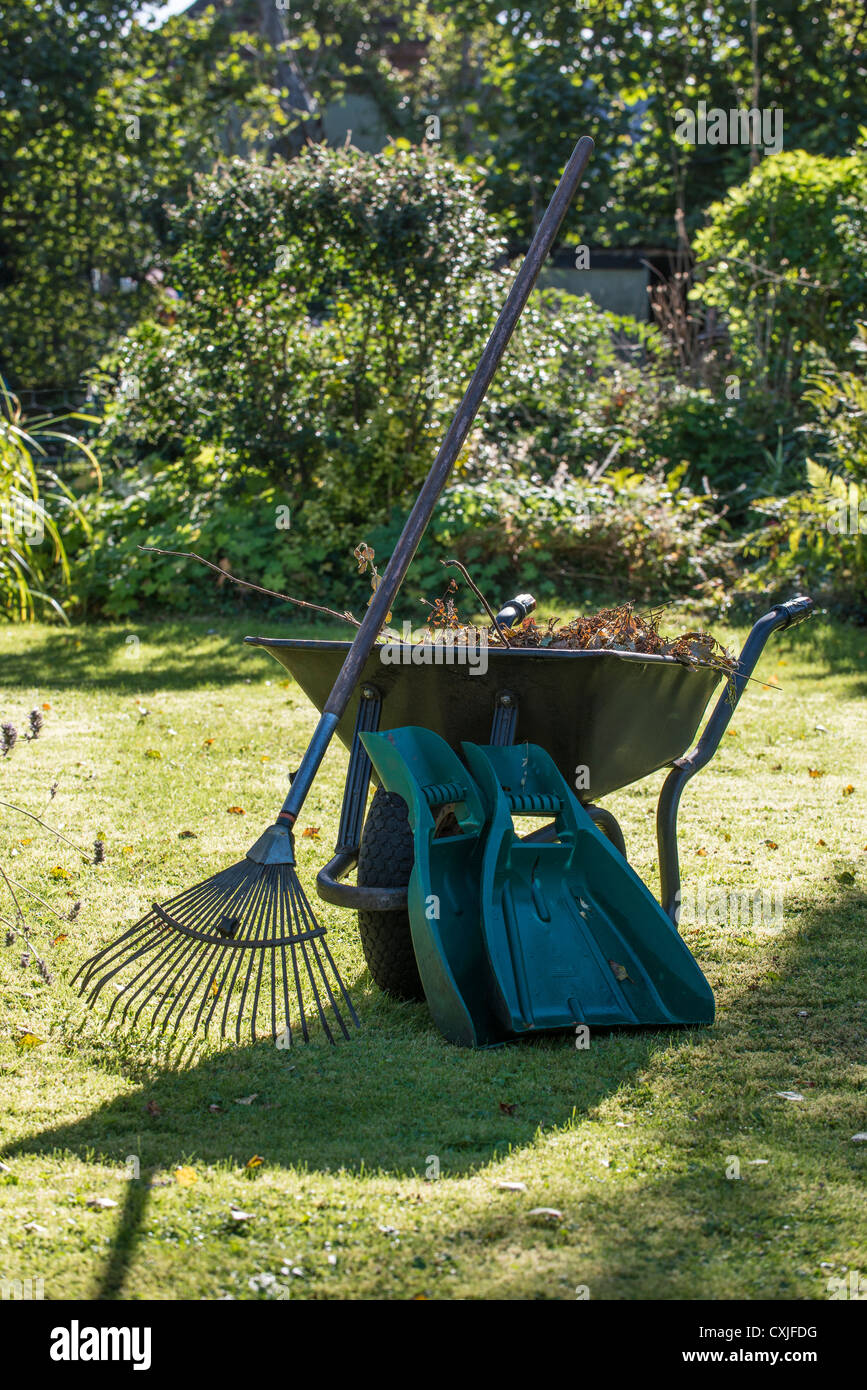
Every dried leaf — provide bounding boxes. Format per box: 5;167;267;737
498;1101;517;1116
301;826;320;839
234;1094;258;1106
49;866;72;881
52;933;68;945
144;748;161;759
227;806;245;815
244;1155;264;1171
609;959;630;982
145;1100;162;1117
842;785;855;796
808;769;825;778
16;1032;44;1048
174;1167;197;1186
765;840;779;850
178;829;197;839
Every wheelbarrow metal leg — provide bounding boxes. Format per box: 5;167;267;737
658;596;814;924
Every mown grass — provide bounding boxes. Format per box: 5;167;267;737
0;608;865;1301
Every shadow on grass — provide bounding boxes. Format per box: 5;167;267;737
1;617;334;695
2;884;864;1298
781;614;867;698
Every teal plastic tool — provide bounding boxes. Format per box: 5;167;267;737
360;728;714;1046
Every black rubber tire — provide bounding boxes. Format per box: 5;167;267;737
356;788;423;1001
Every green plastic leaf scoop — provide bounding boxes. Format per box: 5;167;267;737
361;728;714;1046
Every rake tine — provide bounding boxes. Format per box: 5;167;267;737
218;863;273;1041
288;873;335;1044
188;868;267;1037
286;869;312;1042
145;875;247;1033
233;870;271;1044
293;871;359;1031
114;929;192;1027
208;866;270;1038
81;920;166;1006
113;876;233;1025
78;869;226;999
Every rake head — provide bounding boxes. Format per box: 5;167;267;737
73;830;359;1044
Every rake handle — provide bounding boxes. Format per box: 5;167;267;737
280;135;595;823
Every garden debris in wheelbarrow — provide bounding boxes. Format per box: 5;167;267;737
408;592;738;678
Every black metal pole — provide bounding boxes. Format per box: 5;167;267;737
281;135;595;822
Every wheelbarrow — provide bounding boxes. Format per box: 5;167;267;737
245;592;813;1014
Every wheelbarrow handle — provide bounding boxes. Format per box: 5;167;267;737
657;594;814;922
279;135;595;824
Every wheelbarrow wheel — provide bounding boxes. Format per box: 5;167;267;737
356;789;422;1000
357;788;458;1002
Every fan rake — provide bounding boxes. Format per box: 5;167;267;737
73;831;357;1044
72;135;595;1044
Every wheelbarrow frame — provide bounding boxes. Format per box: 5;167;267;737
247;595;813;929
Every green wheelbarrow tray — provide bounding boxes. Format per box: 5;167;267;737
360;727;715;1046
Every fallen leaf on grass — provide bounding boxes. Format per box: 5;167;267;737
808;769;825;778
178;830;197;839
498;1101;517;1116
244;1155;264;1173
529;1207;563;1221
696;847;708;857
227;806;245;815
49;866;72;881
87;1196;118;1210
776;1091;804;1102
18;837;32;846
16;1032;44;1049
816;839;827;847
234;1094;258;1106
174;1167;197;1186
765;840;779;850
145;1100;162;1117
23;1221;49;1234
842;785;855;796
203;738;215;747
42;703;51;711
144;749;162;759
302;826;320;839
52;933;68;945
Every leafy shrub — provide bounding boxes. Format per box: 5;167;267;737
738;332;867;617
693;150;867;402
78;442;732;620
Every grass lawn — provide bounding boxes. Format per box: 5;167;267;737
1;608;865;1301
